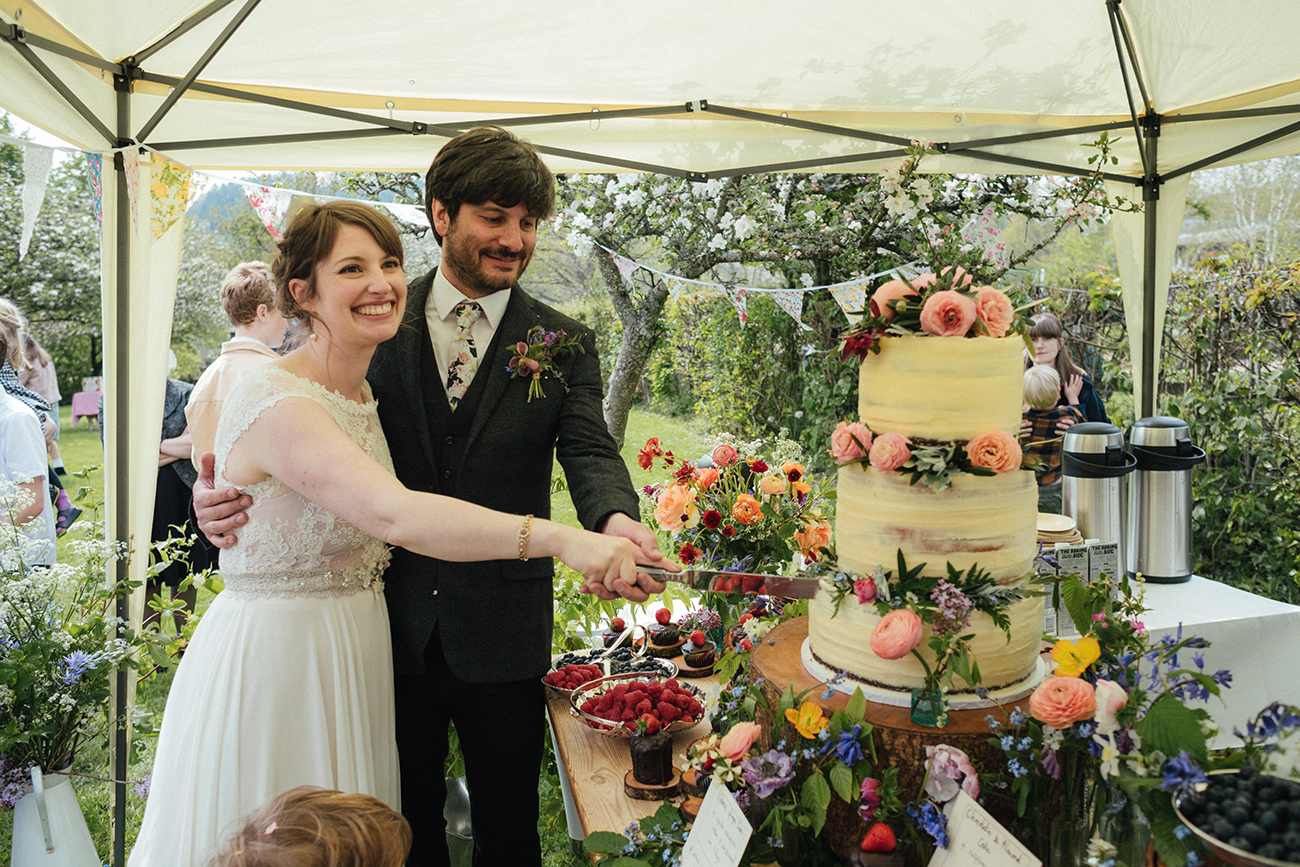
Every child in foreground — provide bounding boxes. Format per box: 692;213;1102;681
211;786;411;867
1021;364;1084;514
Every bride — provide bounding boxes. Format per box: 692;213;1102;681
127;201;647;867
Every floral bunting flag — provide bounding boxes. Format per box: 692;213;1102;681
771;288;806;327
243;184;293;240
123;148;141;234
961;205;1009;267
664;277;684;299
828;279;868;324
85;153;103;232
727;286;748;326
18;143;54;260
150;156;193;240
613;253;640;282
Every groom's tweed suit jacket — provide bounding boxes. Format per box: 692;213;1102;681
368;268;639;683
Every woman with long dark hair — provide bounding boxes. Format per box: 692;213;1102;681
1024;312;1111;426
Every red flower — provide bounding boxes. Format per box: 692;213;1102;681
841;332;878;362
678;542;700;564
637;437;663;470
749;460;769;473
702;510;723;529
721;525;737;538
673;462;697;483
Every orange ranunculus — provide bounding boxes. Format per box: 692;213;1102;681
654;483;700;531
975;287;1014;338
1028;676;1097;729
732;493;762;525
870;609;924;660
795;519;833;556
920;290;978;337
791;480;810;499
785;701;828;739
869;432;912;472
965;429;1022;473
870;279;923;323
758;474;787;496
1050;636;1101;678
719;721;762;762
694;467;720;490
830;421;873;463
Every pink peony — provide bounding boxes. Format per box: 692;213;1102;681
868;432;912;472
711;443;739;468
719;721;762;762
974;287;1014;338
1028;676;1097;729
869;279;922;323
1093;679;1129;735
924;744;980;803
854;577;877;604
654;483;699;532
870;609;924;660
965;429;1022;473
830;421;873;464
919;290;978;337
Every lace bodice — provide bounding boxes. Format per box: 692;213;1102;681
213;366;392;597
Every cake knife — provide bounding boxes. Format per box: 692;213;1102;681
633;567;820;598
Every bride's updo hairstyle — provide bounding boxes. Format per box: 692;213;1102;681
272;201;405;334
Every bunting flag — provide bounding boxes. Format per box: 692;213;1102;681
771;288;808;328
149;156;194;240
19;144;54;260
664;277;686;299
243;184;294;240
962;205;1010;267
828;279;868;324
381;202;430;228
726;286;748;326
613;253;640;282
85;153;103;231
123;148;141;234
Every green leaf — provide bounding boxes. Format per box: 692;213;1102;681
1060;575;1095;636
829;760;855;803
845;687;867;726
1135;693;1211;765
802;772;832;837
583;831;630;855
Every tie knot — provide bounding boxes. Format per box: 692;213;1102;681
454;301;482;323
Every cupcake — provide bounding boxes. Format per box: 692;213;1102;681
602;616;631;649
649;607;680;647
681;630;716;668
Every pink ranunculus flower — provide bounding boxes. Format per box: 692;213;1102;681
924;744;980;803
869;279;922;323
870;608;924;660
711;443;739;468
719;721;762;763
1093;679;1129;735
1028;676;1097;730
853;577;877;604
919;290;978;337
868;432;912;472
654;483;699;532
965;429;1023;473
975;287;1015;338
830;421;873;464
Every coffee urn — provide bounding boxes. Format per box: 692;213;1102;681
1062;423;1137;569
1126;416;1206;583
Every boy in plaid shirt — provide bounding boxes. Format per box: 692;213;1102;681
1022;364;1084;514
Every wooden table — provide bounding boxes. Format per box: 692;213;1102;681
547;674;717;847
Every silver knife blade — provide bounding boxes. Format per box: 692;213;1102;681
635;567;820;599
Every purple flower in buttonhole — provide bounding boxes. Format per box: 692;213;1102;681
741;750;796;798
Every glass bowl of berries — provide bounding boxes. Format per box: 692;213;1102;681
1173;767;1300;867
544;649;677;699
569;673;708;737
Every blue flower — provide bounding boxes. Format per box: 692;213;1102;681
1017;737;1033;751
58;650;98;685
829;726;865;766
1007;759;1027;778
907;800;949;848
1000;735;1015;751
985;714;1002;730
1009;708;1027;726
1174;825;1191;840
1160;751;1208;800
1186;851;1204;867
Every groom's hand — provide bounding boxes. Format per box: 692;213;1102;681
192;452;252;548
582;512;673;602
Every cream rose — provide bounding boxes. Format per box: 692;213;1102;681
830;421;873;464
974;287;1014;338
919;290;978;337
870;609;924;660
1028;676;1097;729
868;432;912;472
654;483;699;531
965;429;1022;473
758;474;787;496
1093;679;1129;735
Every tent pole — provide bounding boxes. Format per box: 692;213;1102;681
1141;111;1161;419
111;73;132;867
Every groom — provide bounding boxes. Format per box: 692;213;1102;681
196;126;667;866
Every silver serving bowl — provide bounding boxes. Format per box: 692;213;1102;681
543;643;677;700
1172;769;1300;867
568;672;706;737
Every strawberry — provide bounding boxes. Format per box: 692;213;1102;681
655;607;672;625
689;630;706;647
636;713;661;735
610;617;626;632
861;823;896;853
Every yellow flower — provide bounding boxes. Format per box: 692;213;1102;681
784;701;828;739
1051;636;1101;677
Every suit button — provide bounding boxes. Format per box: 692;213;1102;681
432;590;438;596
443;469;451;479
445;436;454;445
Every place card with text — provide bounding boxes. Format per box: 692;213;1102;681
928;791;1040;867
680;782;752;867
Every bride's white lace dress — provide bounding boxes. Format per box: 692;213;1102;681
129;366;399;867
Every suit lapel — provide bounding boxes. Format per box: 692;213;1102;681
463;287;542;455
396;269;440;469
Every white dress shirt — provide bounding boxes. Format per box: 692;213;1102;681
424;269;512;399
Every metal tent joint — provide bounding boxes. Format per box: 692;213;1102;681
1143;173;1162;201
687;99;709;113
1141;110;1162;138
3;23;27;43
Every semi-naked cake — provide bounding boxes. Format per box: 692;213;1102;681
807;334;1043;700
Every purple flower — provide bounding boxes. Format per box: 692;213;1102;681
131;773;151;799
1161;751;1208;800
741;750;796;798
907;800;949;848
58;650;97;685
1040;748;1061;779
824;725;865;766
859;777;883;821
929;580;973;636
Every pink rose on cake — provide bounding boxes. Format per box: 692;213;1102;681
869;608;924;660
919;290;978;337
654;483;700;531
869;279;922;322
830;420;873;464
974;287;1014;338
1028;675;1097;729
965;429;1023;473
868;432;912;472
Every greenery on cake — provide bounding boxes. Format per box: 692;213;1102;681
831;420;1025;492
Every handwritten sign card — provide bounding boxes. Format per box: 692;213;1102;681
928;791;1040;867
680;783;752;867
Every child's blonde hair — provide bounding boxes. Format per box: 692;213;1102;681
210;787;410;867
1024;364;1062;410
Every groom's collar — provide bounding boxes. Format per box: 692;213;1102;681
428;267;512;329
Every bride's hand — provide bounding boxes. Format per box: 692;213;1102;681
556;529;641;596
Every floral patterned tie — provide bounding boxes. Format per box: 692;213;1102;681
445;301;483;411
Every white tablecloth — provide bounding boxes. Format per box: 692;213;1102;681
1142;576;1300;751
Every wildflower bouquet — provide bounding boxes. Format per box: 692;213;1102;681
984;568;1229;867
637;434;833;575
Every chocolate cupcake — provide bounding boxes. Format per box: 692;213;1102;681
681;630;716;668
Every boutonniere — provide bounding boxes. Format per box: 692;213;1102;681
507;326;586;401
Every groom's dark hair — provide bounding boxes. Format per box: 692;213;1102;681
423;126;555;245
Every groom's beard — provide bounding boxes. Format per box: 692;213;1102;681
441;233;533;297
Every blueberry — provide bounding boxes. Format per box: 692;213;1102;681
1228;806;1252;824
1284;831;1300;849
1243;824;1269;845
1229;836;1255;852
1259;843;1286;860
1215;819;1239;840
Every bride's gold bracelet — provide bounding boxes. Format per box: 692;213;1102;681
517;514;533;561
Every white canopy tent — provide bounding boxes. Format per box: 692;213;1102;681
4;1;1300;859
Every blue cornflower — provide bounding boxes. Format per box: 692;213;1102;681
1160;751;1208;800
1174;825;1191;840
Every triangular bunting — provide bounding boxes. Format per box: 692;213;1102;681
613;253;640;282
19;143;54;260
123;148;141;234
150;156;194;240
771;288;805;325
243;184;294;240
828;280;868;324
665;277;684;299
961;205;1009;267
85;153;103;232
727;286;748;326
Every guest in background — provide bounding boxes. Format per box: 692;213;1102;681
0;301;56;564
18;333;64;476
1021;364;1084;514
211;786;411;867
1023;312;1111;430
186;261;291;470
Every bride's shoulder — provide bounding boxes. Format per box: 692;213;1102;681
222;365;323;418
